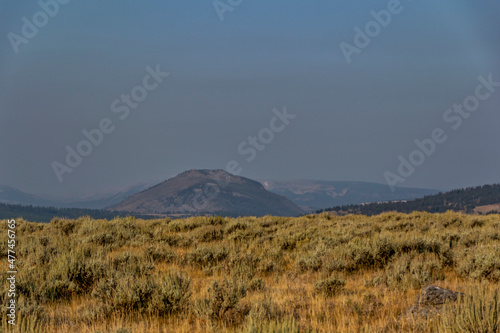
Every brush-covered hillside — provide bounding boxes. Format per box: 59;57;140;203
322;184;500;216
1;212;499;332
110;169;304;217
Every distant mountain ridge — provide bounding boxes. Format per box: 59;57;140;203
2;178;499;221
110;169;304;217
0;185;52;206
261;180;438;212
0;184;150;210
0;177;438;216
60;183;152;209
321;184;500;215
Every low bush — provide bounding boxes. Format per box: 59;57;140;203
314;277;346;297
457;245;500;282
196;279;249;324
297;255;322;272
150;271;192;314
435;287;499;333
184;246;229;268
144;244;177;263
199;227;224;242
385;253;444;290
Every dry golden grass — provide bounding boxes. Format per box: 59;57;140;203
1;211;499;332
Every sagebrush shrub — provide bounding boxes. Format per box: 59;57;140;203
228;252;259;281
196;279;248;323
435;287;499;333
248;278;266;292
457;245;500;282
314;277;346;297
225;221;248;234
150;271;192;314
246;296;283;323
199;227;224;242
297;255;322;272
144;244;176;263
385;253;444;290
184;246;229;268
110;252;155;277
208;216;226;226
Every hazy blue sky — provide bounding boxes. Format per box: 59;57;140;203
1;0;499;197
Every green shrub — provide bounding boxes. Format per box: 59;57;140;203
246;296;283;324
228;253;260;281
150;271;192;314
50;218;78;236
435;287;498;333
25;251;108;302
113;278;154;312
144;244;177;263
208;216;226;226
88;232;117;246
457;245;500;282
314;277;346;297
297;255;322;272
470;219;486;228
43;280;78;302
66;258;107;293
110;252;155;277
184;246;229;268
91;276;118;304
196;279;248;324
92;269;176;314
199;227;224;242
161;234;181;246
225;221;249;234
279;236;297;251
258;249;285;275
396;236;441;255
229;229;264;242
103;276;156;313
248;278;266;292
385;253;444;290
169;219;202;232
371;237;397;266
323;240;374;273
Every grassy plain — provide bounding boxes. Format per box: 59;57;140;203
1;211;499;332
